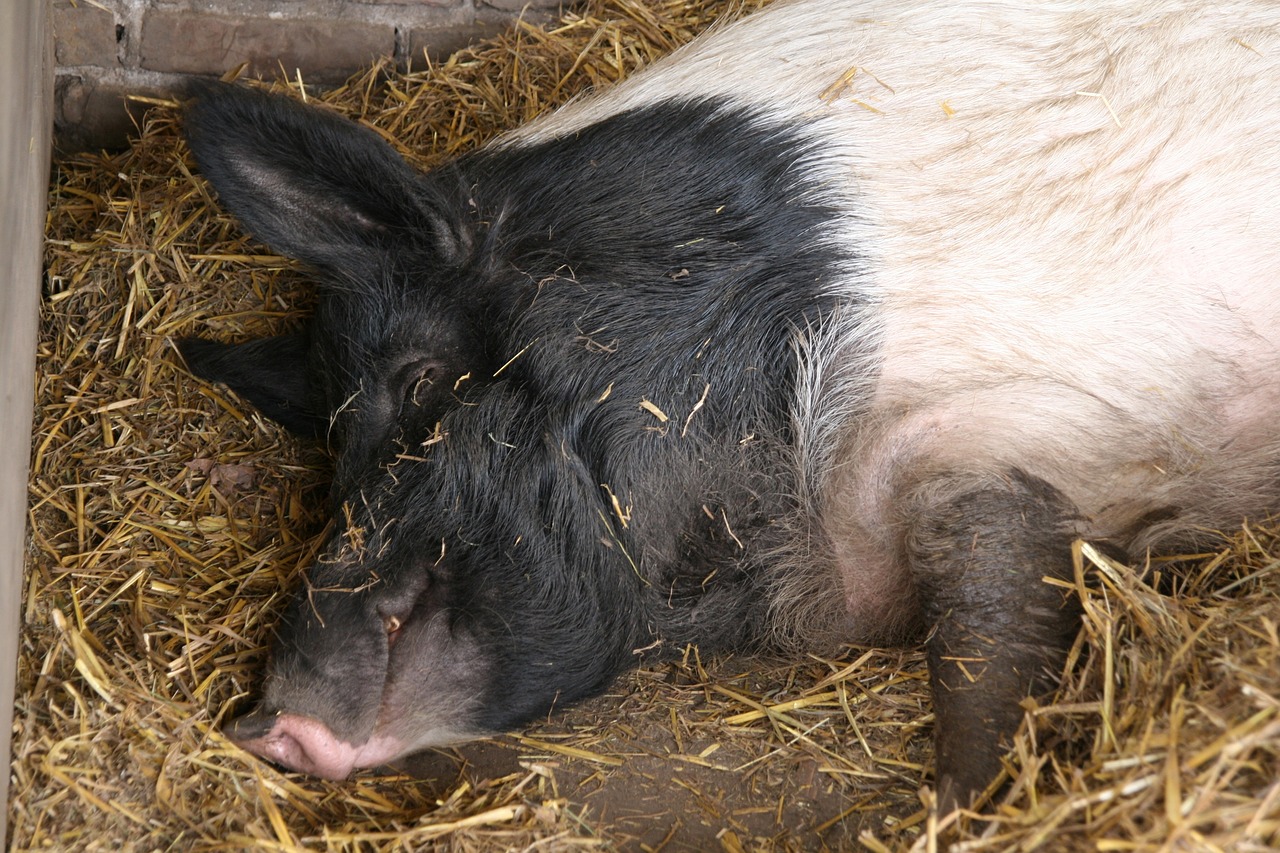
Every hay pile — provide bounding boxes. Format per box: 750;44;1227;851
13;0;1280;849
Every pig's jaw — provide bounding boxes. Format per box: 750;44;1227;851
231;711;408;780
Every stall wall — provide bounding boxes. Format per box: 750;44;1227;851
53;0;564;151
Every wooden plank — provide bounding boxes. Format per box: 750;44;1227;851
0;0;53;840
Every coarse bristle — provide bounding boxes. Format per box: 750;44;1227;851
14;1;1280;849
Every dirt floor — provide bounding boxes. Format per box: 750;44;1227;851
395;653;930;850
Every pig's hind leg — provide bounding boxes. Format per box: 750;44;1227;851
904;468;1084;813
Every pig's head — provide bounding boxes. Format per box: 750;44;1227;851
181;85;652;778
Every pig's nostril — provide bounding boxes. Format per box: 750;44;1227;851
223;705;278;743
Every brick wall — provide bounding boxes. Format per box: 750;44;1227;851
52;0;565;152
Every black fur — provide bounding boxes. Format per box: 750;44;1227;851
177;336;323;436
181;84;854;740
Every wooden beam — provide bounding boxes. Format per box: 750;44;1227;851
0;0;53;840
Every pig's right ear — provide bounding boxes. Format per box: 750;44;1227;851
183;84;432;273
178;334;327;438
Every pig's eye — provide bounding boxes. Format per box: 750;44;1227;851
396;359;444;409
383;613;403;647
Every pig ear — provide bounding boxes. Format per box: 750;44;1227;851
183;84;431;271
178;334;326;437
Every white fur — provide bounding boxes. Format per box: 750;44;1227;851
511;1;1280;640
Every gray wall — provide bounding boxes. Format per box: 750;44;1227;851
1;0;53;844
53;0;563;151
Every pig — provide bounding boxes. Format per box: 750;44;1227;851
177;0;1280;813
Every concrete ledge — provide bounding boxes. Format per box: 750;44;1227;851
52;0;565;152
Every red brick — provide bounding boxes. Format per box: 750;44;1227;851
53;0;119;68
140;11;394;81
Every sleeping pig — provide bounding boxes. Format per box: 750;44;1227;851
178;0;1280;812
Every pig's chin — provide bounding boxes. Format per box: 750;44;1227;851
229;710;410;780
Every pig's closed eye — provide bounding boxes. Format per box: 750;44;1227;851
396;359;444;409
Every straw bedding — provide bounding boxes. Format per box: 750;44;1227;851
13;0;1280;849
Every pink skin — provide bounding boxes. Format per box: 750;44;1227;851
229;712;406;780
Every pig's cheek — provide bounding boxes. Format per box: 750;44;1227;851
369;620;488;751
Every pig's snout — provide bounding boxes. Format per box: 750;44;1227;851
225;707;365;780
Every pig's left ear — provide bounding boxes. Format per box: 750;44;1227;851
183;84;437;274
178;334;327;438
